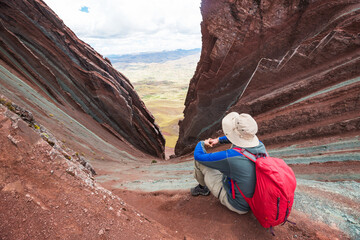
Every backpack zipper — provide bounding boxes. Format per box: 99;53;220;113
276;197;280;220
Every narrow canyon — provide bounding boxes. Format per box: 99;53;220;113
0;0;359;239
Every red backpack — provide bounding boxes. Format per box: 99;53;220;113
232;147;297;235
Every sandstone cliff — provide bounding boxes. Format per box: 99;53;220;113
176;0;360;156
0;0;165;158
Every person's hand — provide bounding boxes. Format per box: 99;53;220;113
204;138;212;147
204;138;219;147
208;138;219;147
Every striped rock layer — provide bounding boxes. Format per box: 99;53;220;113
0;0;165;158
176;0;360;157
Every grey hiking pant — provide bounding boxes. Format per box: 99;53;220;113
194;160;247;215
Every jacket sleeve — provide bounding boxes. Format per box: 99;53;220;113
194;141;230;175
219;135;231;144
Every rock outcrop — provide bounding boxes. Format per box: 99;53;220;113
0;0;165;158
176;0;360;156
0;104;172;239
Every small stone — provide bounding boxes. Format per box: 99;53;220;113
98;229;105;235
25;194;32;202
66;167;75;176
20;110;34;122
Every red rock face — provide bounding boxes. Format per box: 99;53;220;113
176;0;360;155
0;0;165;158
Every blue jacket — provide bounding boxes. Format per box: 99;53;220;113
194;136;267;212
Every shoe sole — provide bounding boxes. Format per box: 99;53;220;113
191;191;210;196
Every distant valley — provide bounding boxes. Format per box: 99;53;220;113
108;48;200;64
108;49;201;151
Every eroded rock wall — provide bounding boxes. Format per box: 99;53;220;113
176;0;360;155
0;0;165;158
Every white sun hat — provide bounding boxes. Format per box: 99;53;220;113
222;112;259;148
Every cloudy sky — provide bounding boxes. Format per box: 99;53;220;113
43;0;202;56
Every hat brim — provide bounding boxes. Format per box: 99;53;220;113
222;112;260;148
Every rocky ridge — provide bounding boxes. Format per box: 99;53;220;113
0;0;165;158
175;0;360;156
0;95;97;176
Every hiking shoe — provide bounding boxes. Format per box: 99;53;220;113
190;184;210;196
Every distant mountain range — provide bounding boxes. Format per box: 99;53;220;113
106;48;201;64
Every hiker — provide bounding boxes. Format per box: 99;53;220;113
190;112;267;215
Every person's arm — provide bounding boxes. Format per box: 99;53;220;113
194;141;230;174
205;136;231;147
218;136;231;144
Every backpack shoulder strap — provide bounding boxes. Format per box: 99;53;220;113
233;147;257;163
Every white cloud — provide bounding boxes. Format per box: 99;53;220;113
44;0;202;55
